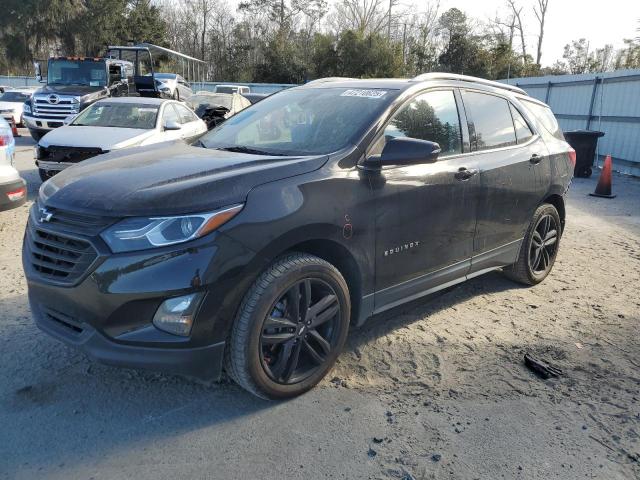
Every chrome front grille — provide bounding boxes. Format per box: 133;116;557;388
33;95;78;119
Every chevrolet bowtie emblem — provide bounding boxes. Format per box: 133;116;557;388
39;207;54;223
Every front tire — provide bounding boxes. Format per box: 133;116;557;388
225;253;351;399
504;203;562;285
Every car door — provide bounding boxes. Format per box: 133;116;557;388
370;89;481;312
459;90;547;274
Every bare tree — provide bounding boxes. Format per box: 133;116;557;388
487;13;516;50
332;0;388;34
506;0;526;62
533;0;549;65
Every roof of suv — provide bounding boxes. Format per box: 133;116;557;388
300;73;528;97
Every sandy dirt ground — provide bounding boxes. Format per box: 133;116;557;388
1;130;639;479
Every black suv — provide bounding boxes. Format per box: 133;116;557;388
23;74;574;399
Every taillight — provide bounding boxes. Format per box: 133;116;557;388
568;148;576;166
0;134;12;146
6;186;26;202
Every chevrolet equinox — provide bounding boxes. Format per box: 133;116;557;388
23;74;574;399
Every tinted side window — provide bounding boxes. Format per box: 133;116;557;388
520;99;564;140
373;90;462;157
462;91;516;150
510;104;534;144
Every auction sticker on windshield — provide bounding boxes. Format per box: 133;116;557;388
340;89;387;98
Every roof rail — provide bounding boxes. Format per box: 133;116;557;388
304;77;357;86
411;73;527;95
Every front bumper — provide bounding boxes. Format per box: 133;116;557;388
23;207;259;381
30;298;225;381
35;160;74;173
1;111;20;125
23;114;64;131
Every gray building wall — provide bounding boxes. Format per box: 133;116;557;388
502;69;640;176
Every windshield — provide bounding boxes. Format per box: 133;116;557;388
0;92;31;102
200;87;397;155
47;59;107;87
72;103;159;129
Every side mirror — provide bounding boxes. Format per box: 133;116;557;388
63;114;76;125
164;120;182;131
376;137;441;166
34;62;43;83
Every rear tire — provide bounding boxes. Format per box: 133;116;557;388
504;203;561;286
225;253;350;399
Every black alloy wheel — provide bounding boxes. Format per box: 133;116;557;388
225;253;350;399
260;278;341;385
528;213;559;276
504;203;562;286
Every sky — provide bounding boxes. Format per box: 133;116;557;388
437;0;639;65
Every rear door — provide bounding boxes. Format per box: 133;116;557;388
371;89;481;311
460;90;547;274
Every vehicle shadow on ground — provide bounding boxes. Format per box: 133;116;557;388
348;270;522;348
0;293;277;477
0;275;517;476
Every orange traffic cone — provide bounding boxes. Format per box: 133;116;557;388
10;120;20;137
589;154;616;199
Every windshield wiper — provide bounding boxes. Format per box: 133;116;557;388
215;145;286;156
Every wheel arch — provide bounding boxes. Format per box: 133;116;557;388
542;194;565;233
283;238;363;326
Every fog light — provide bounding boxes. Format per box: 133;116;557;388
152;293;203;336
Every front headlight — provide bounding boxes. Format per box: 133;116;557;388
23;103;31;114
100;204;243;253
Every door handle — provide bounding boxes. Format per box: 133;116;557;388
529;154;543;164
454;167;478;181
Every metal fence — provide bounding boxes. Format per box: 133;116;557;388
502;69;640;177
0;75;294;94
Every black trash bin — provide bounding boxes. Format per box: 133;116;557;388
563;130;604;178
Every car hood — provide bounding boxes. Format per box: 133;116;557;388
0;102;23;111
40;142;328;217
39;126;156;150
